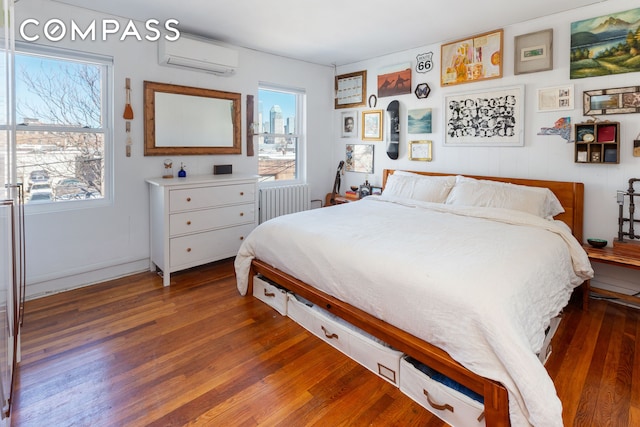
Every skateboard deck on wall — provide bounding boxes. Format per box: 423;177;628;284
386;100;399;160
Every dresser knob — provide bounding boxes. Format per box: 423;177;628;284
186;221;191;225
240;192;244;196
239;212;244;216
240;236;244;241
186;197;191;202
186;248;192;252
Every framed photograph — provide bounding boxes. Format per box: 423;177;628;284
408;108;432;134
441;29;503;87
584;86;640;115
362;110;383;141
514;29;553;75
377;62;412;98
371;186;383;195
571;8;640;79
341;111;358;138
335;70;367;109
444;85;524;146
409;140;433;161
537;85;574;112
345;144;374;173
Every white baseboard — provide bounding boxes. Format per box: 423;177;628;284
26;258;150;300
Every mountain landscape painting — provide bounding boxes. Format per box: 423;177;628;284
570;7;640;79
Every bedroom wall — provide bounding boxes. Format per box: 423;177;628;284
15;0;334;298
334;0;640;299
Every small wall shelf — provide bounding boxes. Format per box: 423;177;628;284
574;121;620;164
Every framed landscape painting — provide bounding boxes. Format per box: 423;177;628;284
570;7;640;79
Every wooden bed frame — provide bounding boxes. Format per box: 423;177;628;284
246;170;586;426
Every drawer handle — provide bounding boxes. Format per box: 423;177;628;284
240;236;244;241
263;289;275;298
186;221;191;225
240;212;244;216
423;390;454;413
186;197;191;202
186;248;192;252
321;325;339;340
240;192;244;196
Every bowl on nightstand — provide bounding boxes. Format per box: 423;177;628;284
587;238;607;248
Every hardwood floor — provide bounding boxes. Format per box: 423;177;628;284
10;258;640;426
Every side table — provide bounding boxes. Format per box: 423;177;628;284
583;242;640;309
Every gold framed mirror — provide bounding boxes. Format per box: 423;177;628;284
144;81;241;155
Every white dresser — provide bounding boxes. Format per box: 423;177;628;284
146;174;258;286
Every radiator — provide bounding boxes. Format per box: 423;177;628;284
259;184;310;223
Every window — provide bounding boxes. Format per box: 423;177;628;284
258;84;305;182
11;45;111;206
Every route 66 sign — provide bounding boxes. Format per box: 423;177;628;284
416;52;433;73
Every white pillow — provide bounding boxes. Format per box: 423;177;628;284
445;175;564;219
383;173;456;203
392;170;423;177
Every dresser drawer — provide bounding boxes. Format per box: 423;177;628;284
170;204;255;236
169;223;254;269
400;356;485;427
169;183;255;212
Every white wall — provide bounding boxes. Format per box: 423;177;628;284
335;0;640;297
16;0;334;298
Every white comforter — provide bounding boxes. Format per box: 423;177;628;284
234;196;593;426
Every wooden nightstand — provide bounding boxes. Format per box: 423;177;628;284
325;193;359;206
583;241;640;308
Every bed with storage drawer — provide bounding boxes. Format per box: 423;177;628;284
235;169;593;426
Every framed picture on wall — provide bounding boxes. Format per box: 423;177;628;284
441;29;503;87
377;63;412;98
408;108;432;133
583;86;640;115
570;7;640;79
335;70;367;109
537;85;574;112
362;110;383;141
514;29;553;75
409;140;433;161
444;85;524;146
341;110;358;138
345;144;374;173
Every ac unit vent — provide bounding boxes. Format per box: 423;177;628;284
158;34;238;76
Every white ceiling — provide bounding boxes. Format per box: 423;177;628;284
53;0;606;67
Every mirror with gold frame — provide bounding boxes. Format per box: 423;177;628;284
144;81;241;155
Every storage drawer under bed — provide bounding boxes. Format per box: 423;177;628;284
252;275;288;316
400;356;486;427
286;293;403;385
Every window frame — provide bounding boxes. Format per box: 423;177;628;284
257;82;306;187
10;42;113;212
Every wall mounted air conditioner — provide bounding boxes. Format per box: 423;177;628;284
158;34;238;76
